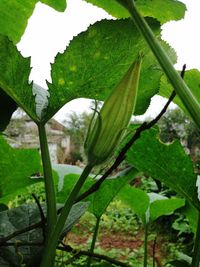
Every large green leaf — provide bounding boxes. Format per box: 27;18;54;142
182;201;198;234
150;197;185;222
0;203;43;266
159;69;200;116
0;89;17;132
126;128;199;210
85;0;186;24
0;36;38;121
87;168;137;218
53;164;94;203
0;0;66;44
47;18;176;122
0;202;88;266
118;186;150;223
118;187;184;223
0;135;42;200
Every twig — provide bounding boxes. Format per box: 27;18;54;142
57;244;131;267
2;242;43;247
32;193;46;242
76;64;186;203
0;222;42;246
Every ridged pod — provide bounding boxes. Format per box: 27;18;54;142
84;55;142;166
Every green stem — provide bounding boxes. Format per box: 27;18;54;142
40;164;93;267
191;212;200;267
143;223;148;267
87;216;101;267
38;123;57;238
117;0;200;129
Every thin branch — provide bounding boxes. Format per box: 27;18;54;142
32;193;46;242
57;244;131;267
2;242;43;247
0;222;42;246
76;64;186;203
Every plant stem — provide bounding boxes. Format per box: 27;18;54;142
152;236;157;267
117;0;200;129
191;212;200;267
87;216;101;267
40;164;93;267
143;223;148;267
38;123;57;238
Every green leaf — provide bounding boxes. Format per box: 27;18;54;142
136;0;186;24
53;164;94;203
85;0;186;24
118;186;150;223
150;197;185;222
0;0;66;44
172;252;192;266
32;83;50;120
0;135;42;200
87;168;137;218
118;187;185;224
56;172;91;204
182;201;198;234
0;89;17;132
159;69;200;116
0;203;44;266
47;18;176;122
168;260;190;267
0;36;38;121
53;167;94;205
41;0;66;12
52;163;84;192
61;202;89;238
85;0;129;18
126;128;199;210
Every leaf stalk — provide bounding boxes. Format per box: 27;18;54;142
191;212;200;267
87;216;101;267
38;123;57;238
40;164;93;267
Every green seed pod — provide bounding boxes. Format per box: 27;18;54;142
84;55;142;166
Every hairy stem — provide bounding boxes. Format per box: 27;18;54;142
117;0;200;129
40;164;93;267
191;212;200;267
87;216;101;267
38;123;57;238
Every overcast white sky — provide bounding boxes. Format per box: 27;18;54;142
17;0;200;122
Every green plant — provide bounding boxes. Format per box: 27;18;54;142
118;185;185;266
0;0;200;266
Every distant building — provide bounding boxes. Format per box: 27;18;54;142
5;115;71;164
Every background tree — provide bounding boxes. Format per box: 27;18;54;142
158;108;200;166
63;111;92;164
